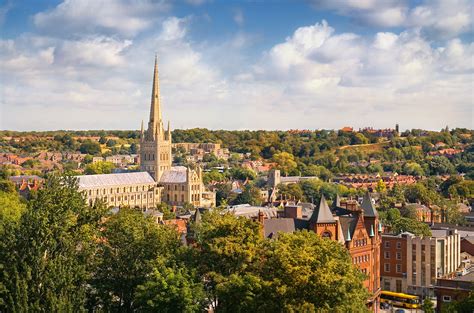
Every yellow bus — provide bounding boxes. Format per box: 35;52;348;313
380;291;421;309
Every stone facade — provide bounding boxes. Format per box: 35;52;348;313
139;56;209;207
76;57;213;209
78;172;160;209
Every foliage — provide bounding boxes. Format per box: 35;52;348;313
0;175;107;312
79;140;101;155
84;161;115;175
192;212;369;312
273;152;298;176
232;184;263;206
92;207;182;311
421;297;435;313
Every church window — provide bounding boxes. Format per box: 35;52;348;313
174;185;177;191
181;185;184;191
89;190;91;196
118;197;121;201
152;154;155;160
125;196;127;200
321;231;332;239
181;195;184;202
111;197;114;202
167;194;170;201
131;196;134;200
174;194;177;202
136;187;139;192
110;188;113;194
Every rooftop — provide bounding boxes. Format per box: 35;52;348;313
160;166;188;183
77;171;155;188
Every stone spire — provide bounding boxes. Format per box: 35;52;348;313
148;55;162;137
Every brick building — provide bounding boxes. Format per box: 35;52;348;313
259;193;382;310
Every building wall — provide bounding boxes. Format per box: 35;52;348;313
381;235;408;293
382;231;461;297
80;183;160;209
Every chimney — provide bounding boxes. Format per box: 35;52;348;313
284;205;302;219
258;210;265;224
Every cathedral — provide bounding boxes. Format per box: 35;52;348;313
140;56;206;207
77;57;211;209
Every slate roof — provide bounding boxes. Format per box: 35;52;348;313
339;215;358;240
310;195;336;224
264;218;296;238
160;166;188;183
77;172;155;188
361;192;378;217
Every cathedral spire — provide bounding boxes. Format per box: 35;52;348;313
149;55;162;134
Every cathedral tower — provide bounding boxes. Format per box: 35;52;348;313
140;56;172;181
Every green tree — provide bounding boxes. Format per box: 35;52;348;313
0;175;107;312
84;161;115;175
79;140;101;155
422;297;435;313
193;211;262;311
273;152;298;176
92;207;182;311
232;185;263;206
134;261;206;312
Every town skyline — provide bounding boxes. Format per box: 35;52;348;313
1;0;473;131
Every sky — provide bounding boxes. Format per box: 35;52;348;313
0;0;473;131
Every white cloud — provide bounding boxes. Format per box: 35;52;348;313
1;10;472;132
33;0;169;37
159;17;188;41
310;0;472;39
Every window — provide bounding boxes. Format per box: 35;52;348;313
385;241;391;248
397;242;401;249
384;263;390;272
182;185;184;191
385;251;390;259
396;264;402;273
422;244;425;251
443;296;451;302
396;252;402;260
111;197;114;202
396;280;402;293
321;231;332;239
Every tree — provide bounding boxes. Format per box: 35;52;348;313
106;139;117;148
79;140;101;155
0;175;107;312
272;152;297;176
193;211;262;311
92;207;182;311
403;162;425;176
429;156;456;175
84;161;115;175
404;183;431;204
134;261;206;312
257;231;369;312
203;170;226;184
422;297;435;313
229;167;256;181
232;185;263;206
0;191;25;235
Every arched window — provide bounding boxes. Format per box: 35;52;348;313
321;231;332;239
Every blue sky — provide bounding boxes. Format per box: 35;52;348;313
0;0;473;131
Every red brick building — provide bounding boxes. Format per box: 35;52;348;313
261;193;382;310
